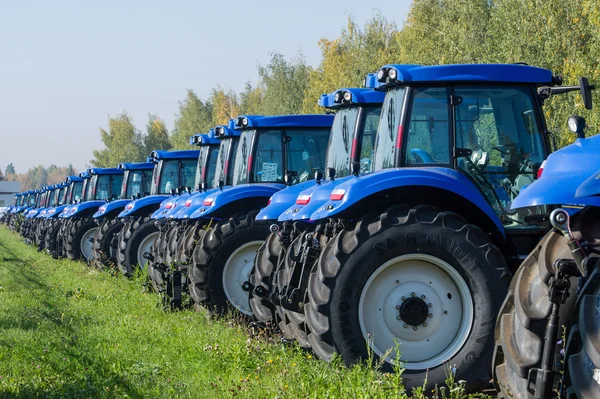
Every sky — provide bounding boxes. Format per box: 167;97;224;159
0;0;410;174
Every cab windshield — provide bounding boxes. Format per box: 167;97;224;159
195;146;219;189
123;170;152;198
373;88;406;171
29;194;36;207
71;182;83;203
212;139;235;188
154;159;197;194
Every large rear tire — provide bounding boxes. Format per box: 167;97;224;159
92;218;123;269
189;212;269;315
117;216;159;276
306;205;510;393
65;216;98;261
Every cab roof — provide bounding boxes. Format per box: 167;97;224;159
66;175;84;183
377;64;554;85
319;87;385;108
149;150;200;162
87;167;124;176
117;162;154;171
232;114;334;130
190;130;220;146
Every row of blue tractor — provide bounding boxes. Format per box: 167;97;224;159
1;62;596;397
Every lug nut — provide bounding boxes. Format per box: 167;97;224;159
411;292;416;297
428;303;432;307
421;295;426;299
422;322;427;327
428;313;433;318
396;315;401;320
396;305;400;310
403;324;408;328
413;326;418;331
444;310;448;314
401;296;406;301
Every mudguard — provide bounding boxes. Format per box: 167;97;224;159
117;194;170;218
309;167;505;234
512;135;600;209
35;209;49;218
279;176;354;222
59;205;77;218
92;199;132;220
575;169;600;204
164;194;192;219
26;209;40;218
190;184;285;219
256;180;318;221
176;189;220;219
151;197;177;220
68;200;106;218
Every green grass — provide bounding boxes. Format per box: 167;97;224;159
0;226;478;399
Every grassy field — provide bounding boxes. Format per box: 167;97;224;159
0;225;479;399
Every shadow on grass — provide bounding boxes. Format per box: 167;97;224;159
0;231;145;399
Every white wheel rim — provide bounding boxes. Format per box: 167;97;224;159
80;227;98;261
137;232;159;270
222;240;263;316
358;253;473;370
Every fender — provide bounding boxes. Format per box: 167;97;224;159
191;183;285;219
176;188;221;219
26;209;40;219
575;169;600;205
163;194;192;220
309;167;505;235
46;204;68;219
93;199;133;220
68;200;106;218
512;135;600;209
35;209;49;218
281;176;355;222
117;194;170;218
256;180;318;221
151;197;178;220
59;205;77;218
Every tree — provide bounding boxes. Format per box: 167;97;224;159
210;87;240;126
5;163;15;175
0;168;4;182
302;15;401;113
90;112;145;167
144;114;171;155
258;53;310;115
170;90;213;149
66;164;75;177
239;82;264;115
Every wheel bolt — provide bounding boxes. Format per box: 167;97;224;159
413;326;418;331
401;296;406;301
428;313;433;318
396;316;401;320
396;305;400;310
422;322;427;327
403;324;408;329
411;292;416;297
444;310;448;314
428;303;432;307
421;295;426;299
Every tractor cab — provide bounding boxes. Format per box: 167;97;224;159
152;130;221;221
191;114;333;219
268;76;386;222
61;168;124;219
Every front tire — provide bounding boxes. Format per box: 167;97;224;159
92;218;123;269
189;212;269;315
306;205;510;393
65;216;98;261
117;216;159;276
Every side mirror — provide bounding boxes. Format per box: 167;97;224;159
580;77;593;110
568;115;586;139
218;180;224;190
187;186;191;193
314;170;324;184
284;171;298;185
170;188;176;196
327;167;336;181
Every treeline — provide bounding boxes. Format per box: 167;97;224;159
0;164;78;191
91;0;600;167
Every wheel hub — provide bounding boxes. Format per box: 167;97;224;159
399;297;429;326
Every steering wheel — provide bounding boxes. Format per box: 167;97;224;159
410;148;435;164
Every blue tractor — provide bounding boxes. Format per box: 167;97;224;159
146;130;223;301
32;182;67;249
90;160;154;269
248;80;385;343
493;115;600;399
60;167;125;261
257;64;593;393
0;192;20;225
116;149;200;276
184;114;333;315
21;186;50;243
9;190;35;231
44;175;85;257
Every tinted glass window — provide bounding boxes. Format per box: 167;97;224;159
232;130;254;186
194;147;210;188
374;87;405;171
358;106;382;174
213;139;231;188
286;128;330;183
253;130;283;183
72;182;83;203
158;160;178;194
325;108;359;179
405;87;451;165
181;159;197;189
86;175;98;200
205;147;219;189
